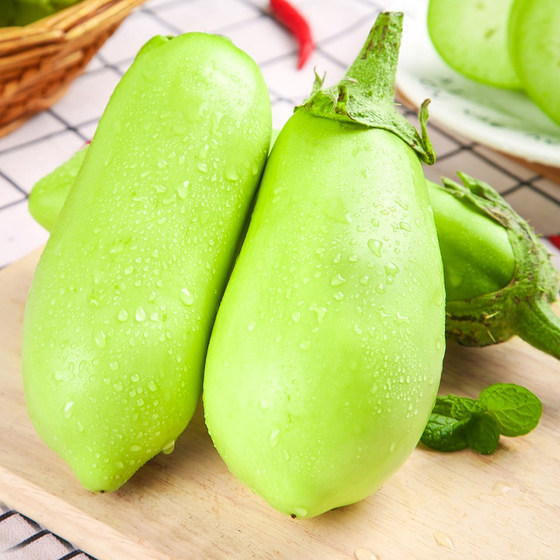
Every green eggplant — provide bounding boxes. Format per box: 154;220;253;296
428;173;560;358
28;131;278;233
29;145;88;232
203;12;445;518
27;142;560;361
22;32;271;492
427;177;515;301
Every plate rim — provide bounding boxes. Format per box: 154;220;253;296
394;1;560;168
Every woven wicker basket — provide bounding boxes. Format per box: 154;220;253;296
0;0;146;138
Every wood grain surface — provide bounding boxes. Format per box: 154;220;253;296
1;250;559;560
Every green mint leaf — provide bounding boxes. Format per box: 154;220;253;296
422;383;542;456
450;397;487;420
479;383;542;437
464;413;500;455
432;394;486;420
432;395;463;416
421;413;469;452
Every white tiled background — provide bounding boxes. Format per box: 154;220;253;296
0;0;559;557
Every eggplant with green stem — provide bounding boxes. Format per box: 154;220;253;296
22;32;272;492
29;134;559;370
203;12;445;518
428;173;560;359
28;143;560;362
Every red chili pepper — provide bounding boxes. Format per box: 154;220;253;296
270;0;314;70
549;235;560;251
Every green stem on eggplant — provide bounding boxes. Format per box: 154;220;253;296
514;299;560;360
299;12;435;164
439;172;560;359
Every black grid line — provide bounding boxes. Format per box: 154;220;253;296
0;170;27;197
0;504;97;559
532;182;560;205
0;509;18;523
57;551;95;560
6;529;51;550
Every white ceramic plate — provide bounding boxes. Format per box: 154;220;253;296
394;0;560;166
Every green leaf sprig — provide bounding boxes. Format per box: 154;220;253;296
421;383;542;455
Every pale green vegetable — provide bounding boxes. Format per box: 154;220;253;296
203;13;445;518
29;146;87;231
431;173;560;359
22;32;271;492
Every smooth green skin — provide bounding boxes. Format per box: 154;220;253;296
29;146;87;231
203;109;446;518
28;149;514;304
29;130;280;233
22;32;271;492
426;180;514;300
427;0;522;89
509;0;560;126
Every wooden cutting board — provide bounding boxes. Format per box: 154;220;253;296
1;250;559;560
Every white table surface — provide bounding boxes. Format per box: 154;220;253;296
0;0;559;558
